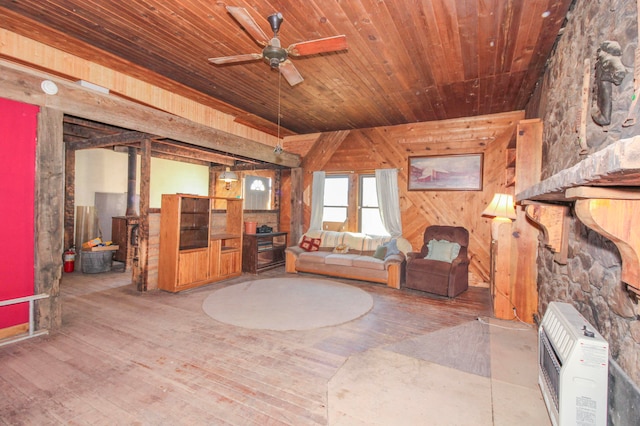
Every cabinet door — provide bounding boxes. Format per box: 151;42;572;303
209;240;221;277
220;251;241;276
178;249;209;286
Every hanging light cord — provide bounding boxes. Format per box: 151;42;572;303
278;69;281;140
274;70;283;154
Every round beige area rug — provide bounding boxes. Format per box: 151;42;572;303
202;277;373;331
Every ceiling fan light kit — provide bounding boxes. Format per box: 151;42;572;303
208;6;347;86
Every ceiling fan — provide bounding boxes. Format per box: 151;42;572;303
208;6;347;86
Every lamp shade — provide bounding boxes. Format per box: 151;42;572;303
219;167;238;183
482;193;516;220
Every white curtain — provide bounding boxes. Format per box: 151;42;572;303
375;168;402;238
309;171;325;231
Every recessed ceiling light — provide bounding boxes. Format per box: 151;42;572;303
541;11;551;18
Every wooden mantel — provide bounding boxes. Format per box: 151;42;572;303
516;135;640;297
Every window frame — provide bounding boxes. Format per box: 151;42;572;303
323;172;386;235
322;174;350;224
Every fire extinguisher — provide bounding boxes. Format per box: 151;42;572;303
63;248;76;273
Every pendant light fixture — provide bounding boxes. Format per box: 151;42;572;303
219;166;238;190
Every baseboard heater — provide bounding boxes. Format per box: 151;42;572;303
538;302;609;426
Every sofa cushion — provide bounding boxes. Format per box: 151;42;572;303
343;232;366;251
425;239;461;263
362;235;391;252
382;239;400;259
325;253;360;266
298;251;331;264
407;257;452;277
320;231;345;248
299;235;321;252
352;255;386;271
373;245;387;260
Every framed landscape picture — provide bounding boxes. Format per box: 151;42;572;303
408;154;483;191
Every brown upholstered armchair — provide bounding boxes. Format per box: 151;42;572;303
405;226;470;297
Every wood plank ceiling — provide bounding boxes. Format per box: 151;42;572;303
0;0;573;135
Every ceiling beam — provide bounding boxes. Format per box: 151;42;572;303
0;59;300;168
151;141;235;166
65;131;154;150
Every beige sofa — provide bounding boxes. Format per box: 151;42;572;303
285;230;411;289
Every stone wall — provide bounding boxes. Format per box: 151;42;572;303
535;0;638;177
527;0;640;420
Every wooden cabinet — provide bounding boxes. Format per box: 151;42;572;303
159;194;243;292
242;232;287;274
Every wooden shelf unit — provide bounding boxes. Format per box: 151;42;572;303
242;232;287;274
158;194;243;292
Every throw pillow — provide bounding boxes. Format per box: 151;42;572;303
373;245;387;260
333;243;350;254
299;235;321;252
425;239;461;263
382;239;400;259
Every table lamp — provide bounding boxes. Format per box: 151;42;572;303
482;193;517;239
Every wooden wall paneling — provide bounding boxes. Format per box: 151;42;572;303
282;133;321;157
300;131;351;175
299;130;351;228
356;127;482;284
512;118;543;323
288;113;524;287
325;131;383;172
35;107;64;331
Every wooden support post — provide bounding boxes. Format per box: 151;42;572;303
64;145;75;250
35;107;64;330
133;138;151;291
126;146;137;216
492;221;514;319
290;168;303;246
208;165;216;197
511;119;543;323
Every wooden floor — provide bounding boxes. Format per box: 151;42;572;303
0;268;492;425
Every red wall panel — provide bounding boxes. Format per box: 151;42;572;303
0;98;38;329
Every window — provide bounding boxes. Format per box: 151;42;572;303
322;175;348;222
243;175;271;210
321;173;388;236
359;175;388;236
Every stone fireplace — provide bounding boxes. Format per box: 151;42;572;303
524;0;640;423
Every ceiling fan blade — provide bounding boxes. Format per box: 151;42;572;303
287;35;347;56
226;6;270;46
279;60;304;86
208;53;263;65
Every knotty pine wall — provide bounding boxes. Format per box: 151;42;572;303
283;111;525;285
